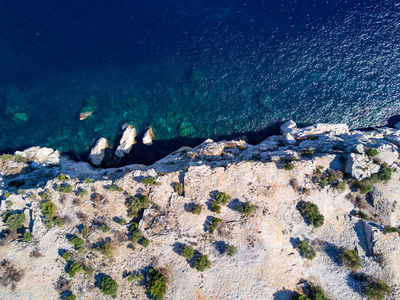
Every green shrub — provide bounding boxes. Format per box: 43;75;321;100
100;224;111;233
65;294;76;300
17;189;25;195
225;245;237;256
292;294;310;300
81;227;89;238
181;245;194;260
367;148;379;157
340;249;361;272
62;252;70;261
102;241;114;259
211;202;221;214
56;173;69;181
141;238;150;247
70;236;84;252
174;183;184;195
320;177;329;187
215;192;231;205
127;195;149;218
379;165;392;182
6;201;13;207
304;149;314;155
297;240;316;260
117;218;126;225
194;255;211;272
40;191;50;200
127;273;144;282
337;181;347;191
85;178;93;184
68;261;83;277
283;163;295;170
147;269;167;300
129;222;139;231
100;276;119;298
41;201;56;218
54;217;63;228
365;278;391;300
80;189;88;197
192;205;202;215
62;184;73;193
383;226;400;236
310;284;330;300
356;211;370;220
209;218;222;234
6;213;25;230
4;192;11;199
237;202;258;216
141;177;158;185
299;201;324;227
22;231;31;242
132;230;142;243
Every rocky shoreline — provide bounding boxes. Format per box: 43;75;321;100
1;120;400;299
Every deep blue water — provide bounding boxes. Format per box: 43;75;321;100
1;0;400;164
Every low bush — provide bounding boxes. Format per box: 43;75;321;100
54;217;63;228
194;255;211;272
292;294;310;300
127;195;149;218
84;178;93;184
383;226;400;236
215;192;231;205
181;245;194;260
117;218;126;225
56;173;69;181
297;240;316;260
5;213;25;231
147;269;167;300
309;284;330;300
127;273;144;283
365;278;391;300
70;236;84;252
237;202;257;216
192;205;202;215
65;294;76;300
320;177;329;187
102;241;114;259
298;201;324;227
337;181;347;191
68;261;83;277
379;164;392;182
283;163;295;170
61;184;73;193
6;201;13;207
81;227;89;238
209;218;222;234
356;210;370;220
141;177;158;185
22;231;31;242
80;189;88;197
141;238;150;248
100;224;111;233
225;245;237;256
174;183;184;195
100;276;119;298
129;222;138;231
41;201;56;219
211;202;221;214
367;148;379;157
131;230;142;243
4;192;11;199
340;249;361;272
62;252;70;261
303;149;314;155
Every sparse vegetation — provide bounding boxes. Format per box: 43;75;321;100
192;205;202;215
340;249;361;272
6;201;13;207
84;178;93;184
70;236;84;252
292;294;310;300
304;149;314;155
68;261;83;277
100;224;111;233
117;218;126;225
337;181;347;191
22;231;31;242
102;241;114;259
4;192;11;199
211;202;221;214
297;240;316;260
141;238;150;247
147;269;167;300
127;195;149;218
127;273;144;283
365;278;391;300
80;189;88;197
41;201;56;219
383;226;400;236
237;202;257;216
181;245;194;260
283;162;295;170
100;276;119;298
129;222;138;231
356;210;370;220
367;148;379;157
298;201;324;227
194;255;211;272
174;183;183;195
131;230;142;243
225;245;237;256
141;177;158;185
215;192;231;205
81;227;89;238
54;217;63;228
56;173;69;181
62;252;70;261
61;184;73;193
5;213;25;230
209;218;222;234
65;294;76;300
40;191;50;200
309;284;330;300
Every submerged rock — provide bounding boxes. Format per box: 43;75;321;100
89;137;108;166
142;126;155;146
115;124;137;158
12;112;29;123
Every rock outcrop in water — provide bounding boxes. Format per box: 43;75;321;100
1;120;400;300
142;126;155;146
115;124;137;158
89;137;109;166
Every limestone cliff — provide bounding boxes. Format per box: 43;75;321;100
0;121;400;300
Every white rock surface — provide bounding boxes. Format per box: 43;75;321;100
15;146;60;165
89;137;108;166
142;126;155;146
115;124;137;158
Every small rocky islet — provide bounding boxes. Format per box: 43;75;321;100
0;120;400;299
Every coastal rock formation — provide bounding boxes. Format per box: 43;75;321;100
115;124;137;158
142;126;155;146
88;137;108;166
1;120;400;300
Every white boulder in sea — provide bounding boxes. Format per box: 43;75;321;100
89;137;108;166
142;126;155;146
115;124;137;158
79;111;93;120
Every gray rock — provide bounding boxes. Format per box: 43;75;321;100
280;120;297;135
345;153;371;180
89;137;108;166
115;124;137;158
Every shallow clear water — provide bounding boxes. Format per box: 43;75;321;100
1;0;400;163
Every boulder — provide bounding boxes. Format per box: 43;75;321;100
89;138;108;166
345;153;372;180
15;147;60;165
115;124;137;158
142;126;155;146
79;111;93;120
295;123;349;138
280;120;297;135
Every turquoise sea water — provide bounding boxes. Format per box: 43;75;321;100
1;1;400;164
